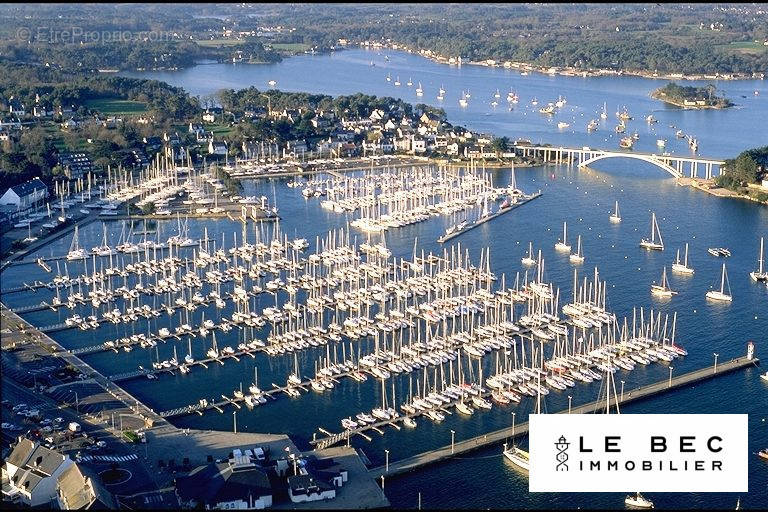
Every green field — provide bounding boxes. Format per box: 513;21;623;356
270;42;311;52
196;39;242;48
719;41;767;55
84;98;148;115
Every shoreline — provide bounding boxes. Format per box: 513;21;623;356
353;43;766;82
676;177;768;205
650;91;733;110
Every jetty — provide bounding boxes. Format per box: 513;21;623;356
367;355;760;479
438;192;542;243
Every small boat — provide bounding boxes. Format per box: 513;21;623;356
341;417;358;430
749;237;768;282
708;247;731;257
267;80;277;87
609;200;621;223
522;242;536;265
625;492;654;509
706;263;732;302
394;76;401;86
539;103;555;115
759;448;768;460
676;129;685;138
455;400;474;415
386;73;391;82
403;417;417;428
760;372;768;382
459;91;468;107
557;121;570;129
656;139;666;147
554;222;571;252
646;114;657;124
651;267;677;297
639;212;664;251
503;445;530;471
569;235;585;264
415;82;423;96
587;119;598;131
619;136;634;149
671;243;694;275
406;77;413;86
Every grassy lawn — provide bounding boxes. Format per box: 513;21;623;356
270;42;311;52
209;124;234;137
718;41;767;55
84;98;148;115
196;39;242;47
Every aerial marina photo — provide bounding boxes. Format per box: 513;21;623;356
1;3;766;511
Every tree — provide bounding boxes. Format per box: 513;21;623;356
733;154;759;184
490;136;509;157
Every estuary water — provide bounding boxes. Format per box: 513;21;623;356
2;49;766;509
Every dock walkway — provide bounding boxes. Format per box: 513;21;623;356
367;356;759;479
438;192;542;244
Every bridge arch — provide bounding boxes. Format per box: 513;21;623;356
578;153;681;178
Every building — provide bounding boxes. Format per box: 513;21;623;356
209;140;229;156
58;152;93;180
175;457;273;510
2;437;74;507
0;177;49;211
56;463;117;510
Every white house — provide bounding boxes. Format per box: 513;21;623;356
2;437;74;507
287;475;336;503
411;136;427;154
202;110;216;123
209;139;228;156
0;177;48;211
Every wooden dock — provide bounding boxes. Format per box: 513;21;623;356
437;192;542;244
367;356;760;479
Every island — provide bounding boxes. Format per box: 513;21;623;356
651;82;734;109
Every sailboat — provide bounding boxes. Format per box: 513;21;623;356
639;212;664;251
406;77;413;87
706;263;732;302
386;73;391;82
650;267;677;297
554;221;571;252
569;235;584;264
749;236;768;281
66;225;87;260
415;82;423;96
393;76;401;86
625;492;654;509
600;102;608;120
609;201;621;223
459;91;468;107
522;242;536;266
671;243;694;275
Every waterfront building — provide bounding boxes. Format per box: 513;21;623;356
56;463;117;510
175;457;274;510
2;437;74;507
0;177;49;211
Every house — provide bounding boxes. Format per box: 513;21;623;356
384;118;397;131
243;105;266;119
208;140;228;156
2;437;74;507
143;136;162;150
175;458;273;510
419;112;442;132
285;139;308;155
33;105;53;118
369;109;386;122
8;98;25;116
311;117;330;130
62;118;80;130
58;153;93;180
287;475;335;503
411;136;427;154
446;142;461;156
0;177;49;211
202;110;217;123
56;463;117;510
280;109;302;123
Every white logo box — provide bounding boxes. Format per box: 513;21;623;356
529;414;748;492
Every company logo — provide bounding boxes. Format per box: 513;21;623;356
554;435;570;471
530;414;748;492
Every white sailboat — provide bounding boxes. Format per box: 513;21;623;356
749;236;768;281
609;200;621;223
522;242;536;266
639;212;664;251
671;243;694;275
650;267;677;297
66;225;87;260
625;492;654;509
459;91;468;107
415;82;423;96
569;235;584;264
706;263;732;302
554;221;571;252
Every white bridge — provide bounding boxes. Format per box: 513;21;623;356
512;144;726;179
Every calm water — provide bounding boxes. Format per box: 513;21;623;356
123;48;768;158
3;50;767;509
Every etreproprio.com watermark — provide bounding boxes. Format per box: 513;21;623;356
15;26;175;44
